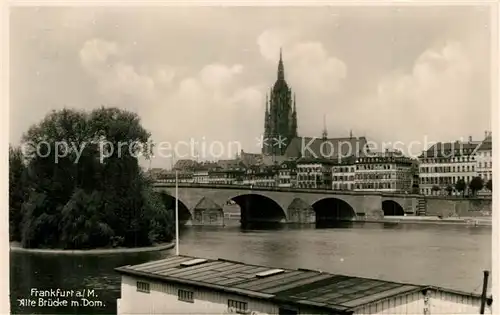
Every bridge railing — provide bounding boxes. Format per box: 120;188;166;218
152;181;492;201
152;181;428;198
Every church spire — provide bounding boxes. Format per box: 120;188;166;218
265;93;269;112
277;47;285;81
293;93;296;112
322;114;328;140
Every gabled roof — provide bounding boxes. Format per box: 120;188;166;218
239;150;263;167
476;135;492;151
420;141;479;158
173;159;199;170
288;198;313;211
296;157;339;166
284;136;369;160
280;160;297;168
193;197;222;211
216;159;246;170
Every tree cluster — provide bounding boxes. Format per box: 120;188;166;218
9;107;174;249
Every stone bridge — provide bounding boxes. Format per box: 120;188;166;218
152;183;422;226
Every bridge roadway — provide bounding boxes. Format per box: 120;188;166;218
152;183;422;225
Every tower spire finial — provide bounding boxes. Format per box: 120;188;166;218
265;93;269;112
293;93;296;112
322;114;328;140
277;48;285;81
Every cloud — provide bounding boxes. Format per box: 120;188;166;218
79;38;264;165
257;29;347;95
350;40;490;155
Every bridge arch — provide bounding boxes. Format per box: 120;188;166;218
312;197;356;225
230;193;287;225
155;191;192;224
382;200;404;216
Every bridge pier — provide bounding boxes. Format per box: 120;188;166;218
192;197;225;226
353;194;384;220
287;198;316;224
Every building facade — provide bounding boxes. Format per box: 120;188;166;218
354;151;413;193
419;141;478;196
475;132;493;195
277;160;297;188
243;165;277;187
296;158;334;189
262;49;298;156
331;157;356;191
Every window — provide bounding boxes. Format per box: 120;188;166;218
136;281;150;293
228;299;248;314
178;289;194;303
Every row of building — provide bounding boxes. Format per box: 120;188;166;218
148;132;492;196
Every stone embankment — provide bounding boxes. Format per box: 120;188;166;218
10;242;175;255
366;215;492;227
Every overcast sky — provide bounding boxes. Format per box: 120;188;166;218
10;6;492;167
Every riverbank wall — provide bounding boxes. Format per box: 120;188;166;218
424;197;492;218
9;242;175;255
363;215;492;227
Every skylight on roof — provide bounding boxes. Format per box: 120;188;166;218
180;258;208;267
255;269;285;278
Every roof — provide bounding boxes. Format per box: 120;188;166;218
476;136;492;151
174;159;199;170
239;150;264;167
284;137;369;160
116;255;425;314
420;141;479;158
296;157;339;165
194;197;222;211
217;159;246;170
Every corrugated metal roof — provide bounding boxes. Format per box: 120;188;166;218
116;255;426;313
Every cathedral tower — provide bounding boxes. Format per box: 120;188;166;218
262;49;298;155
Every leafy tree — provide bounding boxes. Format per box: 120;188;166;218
486;179;492;192
411;183;420;194
469;177;484;196
9;145;28;242
455;179;467;197
445;185;453;196
11;107;172;249
431;185;441;194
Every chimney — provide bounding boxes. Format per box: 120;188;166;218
468;136;472;143
485;131;488;139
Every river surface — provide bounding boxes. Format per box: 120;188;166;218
10;222;492;314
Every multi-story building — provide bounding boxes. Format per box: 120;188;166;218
331;156;356;191
277;160;297;188
409;160;420;194
208;160;246;185
156;170;194;184
475;131;493;195
296;158;334;189
243;165;277;187
418;140;478;196
354;150;413;193
192;162;218;184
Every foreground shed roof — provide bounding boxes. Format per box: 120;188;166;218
116;255;426;313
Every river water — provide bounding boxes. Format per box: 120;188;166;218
10;222;492;314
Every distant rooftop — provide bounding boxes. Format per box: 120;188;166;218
285;136;369;160
116;255;430;314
